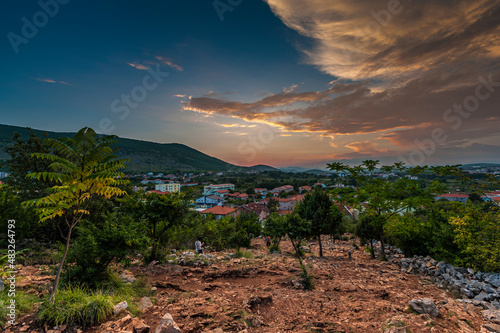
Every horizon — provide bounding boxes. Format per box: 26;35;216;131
2;1;500;168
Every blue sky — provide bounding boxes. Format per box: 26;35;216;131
2;0;500;168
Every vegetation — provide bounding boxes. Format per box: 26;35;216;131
23;128;129;303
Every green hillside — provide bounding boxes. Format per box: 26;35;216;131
0;124;245;172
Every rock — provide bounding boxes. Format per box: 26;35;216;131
300;246;311;253
120;270;137;284
246;295;273;309
0;278;4;292
383;327;406;333
482;323;500;332
485;274;500;288
483;309;500;324
132;317;151;333
139;296;153;312
155;313;181;333
476;291;491;302
409;298;439;317
113;301;128;315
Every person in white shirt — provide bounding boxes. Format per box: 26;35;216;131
195;238;204;254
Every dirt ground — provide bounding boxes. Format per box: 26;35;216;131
5;237;490;333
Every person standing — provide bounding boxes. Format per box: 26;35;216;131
195;238;204;254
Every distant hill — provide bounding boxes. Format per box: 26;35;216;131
461;163;500;169
303;169;332;175
249;164;278;171
0;124;245;172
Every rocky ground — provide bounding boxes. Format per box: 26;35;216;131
5;237;500;333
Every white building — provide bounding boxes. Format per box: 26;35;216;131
203;183;235;195
155;183;181;193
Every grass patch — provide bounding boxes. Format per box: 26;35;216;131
38;272;154;328
37;286;113;328
234;249;254;259
0;290;39;328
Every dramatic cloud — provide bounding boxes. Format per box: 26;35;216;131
155;56;183;71
264;0;500;80
127;62;148;70
183;0;500;164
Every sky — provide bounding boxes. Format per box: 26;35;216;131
1;0;500;168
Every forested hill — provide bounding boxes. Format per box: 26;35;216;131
0;124;244;172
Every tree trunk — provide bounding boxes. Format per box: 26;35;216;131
369;239;375;259
49;225;73;304
380;234;387;261
317;233;323;257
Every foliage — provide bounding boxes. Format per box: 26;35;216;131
263;213;286;252
64;213;148;288
355;214;381;259
0;290;38;328
120;192;190;262
37;286;113;328
4;129;55;200
23;127;129;303
296;188;342;256
451;206;500;272
201;214;260;251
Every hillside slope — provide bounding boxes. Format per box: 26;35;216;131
0;124;244;172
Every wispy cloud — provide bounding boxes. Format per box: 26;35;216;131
31;77;70;85
155;56;183;71
127;62;148;70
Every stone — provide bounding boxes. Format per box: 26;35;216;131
0;278;4;291
482;323;500;332
132;317;151;333
120;270;137;284
139;296;153;312
113;301;128;315
300;246;311;253
409;298;439;317
476;291;491;302
155;313;181;333
485;274;500;288
483;309;500;324
383;327;406;333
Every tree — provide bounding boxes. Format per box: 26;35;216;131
263;212;286;251
296;188;341;257
5;130;55;200
328;160;456;260
121;192;189;262
283;213;311;260
355;214;380;259
24;127;128;303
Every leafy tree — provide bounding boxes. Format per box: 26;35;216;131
121;192;189;262
328;160;456;260
24;127;128;303
4;130;55;200
296;188;341;257
64;212;148;287
263;212;286;251
451;206;500;272
283;213;311;259
355;214;380;259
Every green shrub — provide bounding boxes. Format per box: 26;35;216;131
299;262;315;290
234;249;254;259
37;286;113;327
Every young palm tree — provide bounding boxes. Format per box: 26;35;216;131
24;127;129;303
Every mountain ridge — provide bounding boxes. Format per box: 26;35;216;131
0;124;248;172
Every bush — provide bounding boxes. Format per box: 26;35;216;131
299;263;315;290
37;286;113;328
234;249;254;259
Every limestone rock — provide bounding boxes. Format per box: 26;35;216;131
139;296;153;312
120;270;137;284
155;313;181;333
482;323;500;332
113;300;128;315
409;298;439;317
483;309;500;324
